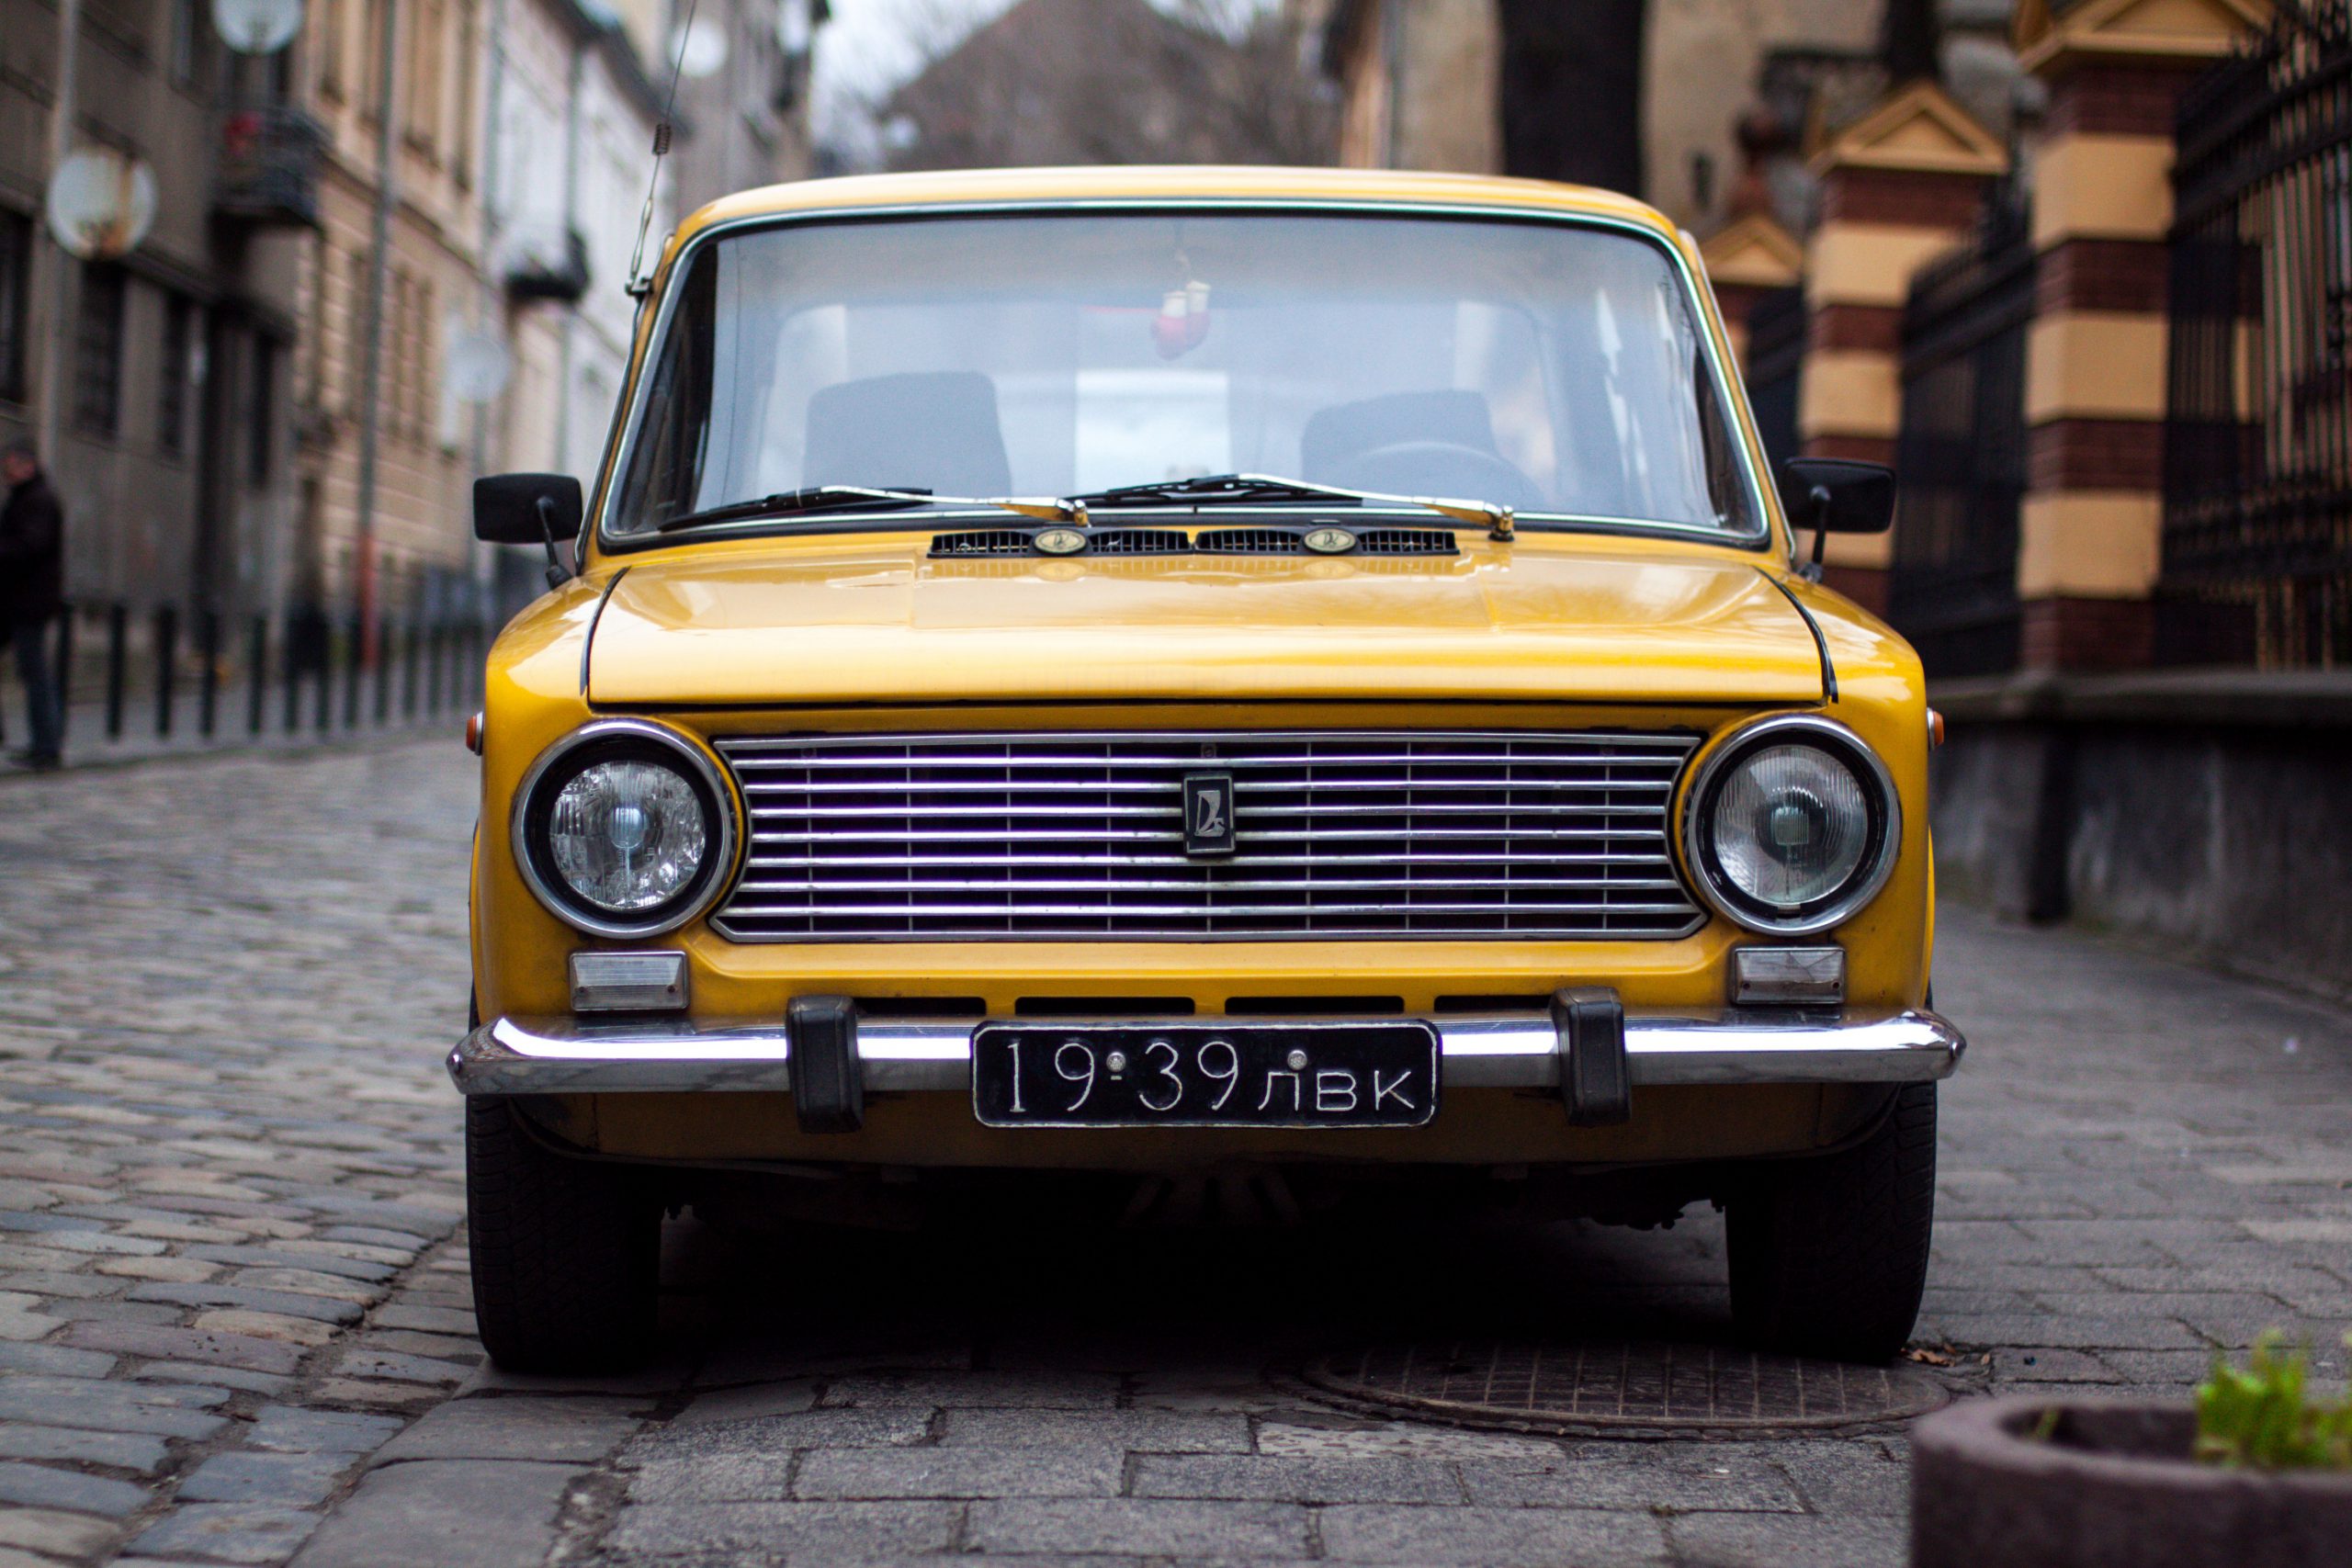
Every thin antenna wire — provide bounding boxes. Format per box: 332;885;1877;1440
627;0;701;293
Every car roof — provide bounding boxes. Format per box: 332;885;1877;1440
674;164;1683;248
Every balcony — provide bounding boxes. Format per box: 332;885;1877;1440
503;227;592;305
214;107;327;229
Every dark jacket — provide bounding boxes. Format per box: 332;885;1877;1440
0;471;65;622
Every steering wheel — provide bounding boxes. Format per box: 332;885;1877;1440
1325;441;1547;512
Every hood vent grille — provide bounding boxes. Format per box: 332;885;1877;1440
929;525;1461;559
928;529;1037;558
1084;527;1193;556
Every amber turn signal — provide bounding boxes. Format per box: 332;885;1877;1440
1927;709;1945;750
465;711;485;755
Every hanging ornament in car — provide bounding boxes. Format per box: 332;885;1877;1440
1152;280;1212;359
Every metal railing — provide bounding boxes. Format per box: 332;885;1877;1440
1892;180;2032;677
4;602;489;763
1743;286;1807;471
2163;3;2352;666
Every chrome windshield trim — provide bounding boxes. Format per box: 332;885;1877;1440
448;1007;1963;1097
592;200;1775;557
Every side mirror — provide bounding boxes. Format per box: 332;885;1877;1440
474;473;582;546
1777;457;1895;536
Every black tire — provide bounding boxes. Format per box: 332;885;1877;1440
466;1097;661;1372
1726;1082;1938;1363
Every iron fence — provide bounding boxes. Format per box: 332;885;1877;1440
1743;286;1807;471
2163;3;2352;666
1891;181;2032;677
3;600;490;760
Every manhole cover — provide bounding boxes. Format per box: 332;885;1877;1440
1301;1342;1951;1438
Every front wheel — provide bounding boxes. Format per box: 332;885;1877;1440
466;1098;661;1372
1725;1083;1938;1363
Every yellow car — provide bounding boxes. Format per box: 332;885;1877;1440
454;166;1961;1372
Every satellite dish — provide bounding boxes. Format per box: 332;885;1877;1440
446;330;512;403
211;0;303;54
44;148;157;262
670;16;728;80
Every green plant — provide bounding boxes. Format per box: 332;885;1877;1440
2195;1333;2352;1472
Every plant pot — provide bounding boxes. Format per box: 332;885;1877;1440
1911;1396;2352;1568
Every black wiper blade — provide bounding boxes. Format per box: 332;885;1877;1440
1071;471;1516;539
1070;473;1371;509
652;487;939;534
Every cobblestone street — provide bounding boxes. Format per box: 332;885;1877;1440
0;738;2347;1568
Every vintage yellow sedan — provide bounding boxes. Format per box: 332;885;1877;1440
454;166;1961;1372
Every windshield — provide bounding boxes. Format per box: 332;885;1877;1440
605;211;1760;540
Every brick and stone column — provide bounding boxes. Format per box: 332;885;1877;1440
2012;0;2270;669
1701;215;1804;367
1798;82;2008;615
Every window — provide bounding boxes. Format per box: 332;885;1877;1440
319;0;345;98
451;0;478;188
249;336;277;484
415;279;437;443
158;295;194;455
387;270;414;442
404;0;446;154
170;0;215;92
360;0;387;118
610;213;1761;541
345;248;371;412
0;210;29;403
73;266;127;438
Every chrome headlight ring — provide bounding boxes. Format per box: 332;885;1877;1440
1679;713;1901;937
510;718;740;939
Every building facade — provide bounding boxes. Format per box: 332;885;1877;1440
1320;1;2020;235
292;0;495;626
1;0;822;709
0;0;310;631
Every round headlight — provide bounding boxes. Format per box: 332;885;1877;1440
1683;716;1898;935
548;760;707;912
514;720;736;937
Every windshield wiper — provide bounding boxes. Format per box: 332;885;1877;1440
1071;472;1514;540
653;486;1088;536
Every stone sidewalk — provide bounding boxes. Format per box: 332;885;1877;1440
0;739;2347;1567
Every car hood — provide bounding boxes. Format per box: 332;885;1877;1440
583;536;1827;706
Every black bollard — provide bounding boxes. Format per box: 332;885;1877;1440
198;611;220;739
248;616;268;736
314;616;333;733
401;617;421;719
283;613;302;733
153;604;177;739
53;613;74;742
106;604;127;739
342;617;362;729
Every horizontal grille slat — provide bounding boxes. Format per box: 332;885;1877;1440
711;729;1705;942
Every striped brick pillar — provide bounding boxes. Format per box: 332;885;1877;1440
1700;215;1804;368
1798;82;2008;616
2012;0;2270;669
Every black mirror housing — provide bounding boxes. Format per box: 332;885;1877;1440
1777;457;1895;535
475;473;582;546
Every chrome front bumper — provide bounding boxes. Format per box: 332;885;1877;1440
447;1008;1964;1098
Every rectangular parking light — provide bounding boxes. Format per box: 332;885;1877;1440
1732;945;1846;1006
570;950;689;1013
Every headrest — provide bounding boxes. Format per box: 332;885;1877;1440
804;371;1014;497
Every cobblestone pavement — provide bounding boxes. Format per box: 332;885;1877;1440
2;739;2348;1568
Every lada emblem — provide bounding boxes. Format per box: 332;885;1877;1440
1302;525;1357;555
1182;772;1237;857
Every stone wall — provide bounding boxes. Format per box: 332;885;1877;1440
1929;672;2352;998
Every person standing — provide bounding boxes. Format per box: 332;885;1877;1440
0;439;66;771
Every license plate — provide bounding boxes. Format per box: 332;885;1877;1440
971;1021;1440;1128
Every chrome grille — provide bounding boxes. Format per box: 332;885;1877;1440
712;730;1705;942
